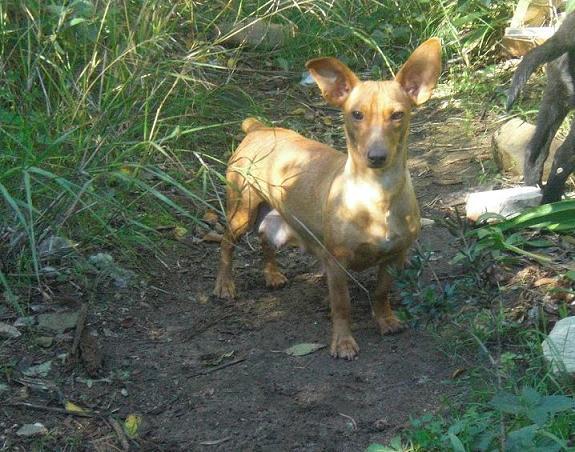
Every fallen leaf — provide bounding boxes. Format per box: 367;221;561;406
285;342;326;357
124;414;142;438
202;231;223;243
65;401;89;414
173;226;188;240
202;210;219;225
289;107;307;116
120;317;135;328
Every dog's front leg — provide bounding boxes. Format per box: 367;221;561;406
373;262;406;335
324;259;359;360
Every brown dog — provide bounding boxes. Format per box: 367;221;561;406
214;38;442;359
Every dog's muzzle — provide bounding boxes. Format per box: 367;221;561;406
367;146;388;168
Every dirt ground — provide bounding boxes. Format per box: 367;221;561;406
2;86;499;450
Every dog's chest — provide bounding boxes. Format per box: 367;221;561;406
331;178;417;269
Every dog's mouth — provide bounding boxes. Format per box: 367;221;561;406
367;160;386;169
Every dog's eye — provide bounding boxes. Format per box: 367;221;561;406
351;111;364;121
390;111;404;121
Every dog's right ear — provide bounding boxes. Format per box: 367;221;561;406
306;58;359;107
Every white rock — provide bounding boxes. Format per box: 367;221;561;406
0;321;21;338
542;316;575;375
420;218;435;227
16;423;48;437
466;186;542;221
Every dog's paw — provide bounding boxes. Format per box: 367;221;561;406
213;275;236;299
377;316;406;335
265;270;288;289
330;334;359;360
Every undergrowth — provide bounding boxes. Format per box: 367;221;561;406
0;0;519;307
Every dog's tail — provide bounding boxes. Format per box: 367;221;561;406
242;117;266;134
506;12;575;110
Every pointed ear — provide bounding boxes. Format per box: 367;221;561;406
395;38;442;105
305;57;359;107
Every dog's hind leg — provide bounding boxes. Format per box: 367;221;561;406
524;88;569;186
542;118;575;203
214;175;263;299
260;233;288;289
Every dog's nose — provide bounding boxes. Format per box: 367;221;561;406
367;148;388;168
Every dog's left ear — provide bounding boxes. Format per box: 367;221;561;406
395;38;442;105
306;58;359;107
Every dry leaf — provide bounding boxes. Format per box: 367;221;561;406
202;231;223;243
202;210;219;225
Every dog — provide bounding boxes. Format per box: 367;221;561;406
506;11;575;203
214;38;442;360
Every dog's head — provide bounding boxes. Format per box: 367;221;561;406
306;38;441;170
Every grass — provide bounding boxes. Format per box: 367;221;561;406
3;0;575;449
0;0;520;305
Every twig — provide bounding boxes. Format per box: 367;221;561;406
107;416;130;451
338;413;357;431
69;303;89;364
7;402;101;418
191;356;246;378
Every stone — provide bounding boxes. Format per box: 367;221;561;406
34;336;54;348
37;311;79;333
492;118;563;180
215;21;297;49
14;316;36;327
16;423;48;437
542;316;575;375
22;360;52;377
0;321;21;338
466;186;542;221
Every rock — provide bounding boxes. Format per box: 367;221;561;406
22;360;52;377
34;336;54;348
88;253;134;288
299;71;316;86
466;186;542;221
542;316;575;375
215;21;297;49
492;118;563;180
16;423;48;437
420;218;435;228
14;316;36;327
38;235;75;259
0;321;21;338
37;311;79;333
